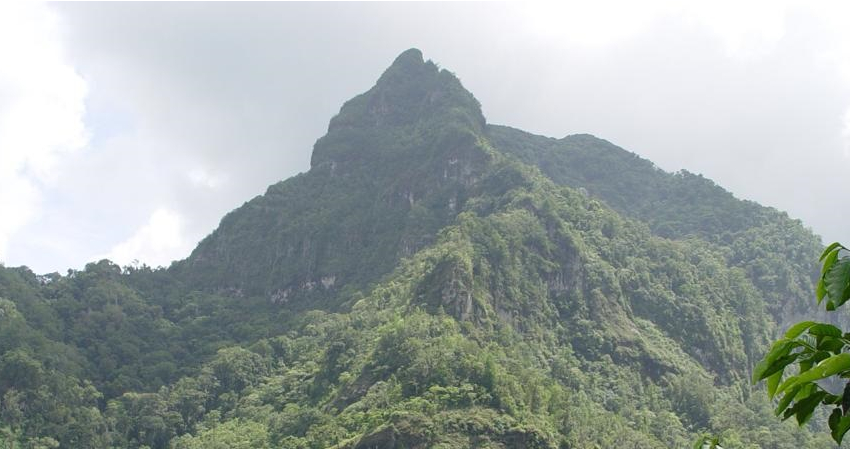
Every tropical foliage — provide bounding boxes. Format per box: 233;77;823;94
753;242;850;444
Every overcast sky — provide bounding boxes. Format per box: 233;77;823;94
2;1;850;274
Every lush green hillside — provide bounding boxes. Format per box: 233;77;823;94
486;125;823;325
0;49;835;448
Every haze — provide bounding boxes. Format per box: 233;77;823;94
2;1;849;274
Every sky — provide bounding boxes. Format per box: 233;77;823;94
2;1;850;274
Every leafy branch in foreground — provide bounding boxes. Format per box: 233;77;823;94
753;242;850;444
693;433;723;449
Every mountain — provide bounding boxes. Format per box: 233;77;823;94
174;48;489;306
0;49;835;448
486;126;823;324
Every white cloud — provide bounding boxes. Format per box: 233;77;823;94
682;0;790;58
512;0;789;55
514;1;666;47
104;208;190;268
0;177;39;262
188;167;227;189
5;1;849;272
843;108;850;159
0;2;88;261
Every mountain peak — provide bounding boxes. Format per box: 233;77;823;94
373;48;439;89
311;49;486;170
323;49;484;135
384;48;426;73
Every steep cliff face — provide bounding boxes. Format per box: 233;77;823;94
176;49;491;305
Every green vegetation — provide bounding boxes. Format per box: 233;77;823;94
487;125;824;325
753;243;850;445
0;49;836;447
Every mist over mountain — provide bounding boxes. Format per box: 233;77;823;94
0;49;835;448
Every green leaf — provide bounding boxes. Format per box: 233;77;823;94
826;259;850;309
692;434;722;449
762;354;799;386
767;371;782;399
830;407;841;431
823;248;841;275
800;350;832;373
784;390;828;425
753;338;802;384
821;242;845;261
810;323;843;338
795;383;817;401
775;385;802;416
825;393;842;405
819;337;846;354
829;408;850;444
692;435;706;449
843;382;850;414
785;321;816;339
800;351;832;373
818;279;827;303
776;354;850;396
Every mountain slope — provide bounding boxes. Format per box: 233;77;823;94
486;124;823;324
0;49;835;448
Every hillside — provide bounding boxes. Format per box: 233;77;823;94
486;126;823;325
0;49;834;448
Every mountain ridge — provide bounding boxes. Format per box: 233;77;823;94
175;48;491;306
0;48;835;448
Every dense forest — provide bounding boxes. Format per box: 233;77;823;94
0;49;836;448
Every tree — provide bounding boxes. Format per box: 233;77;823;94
208;347;268;395
171;418;269;448
753;242;850;444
